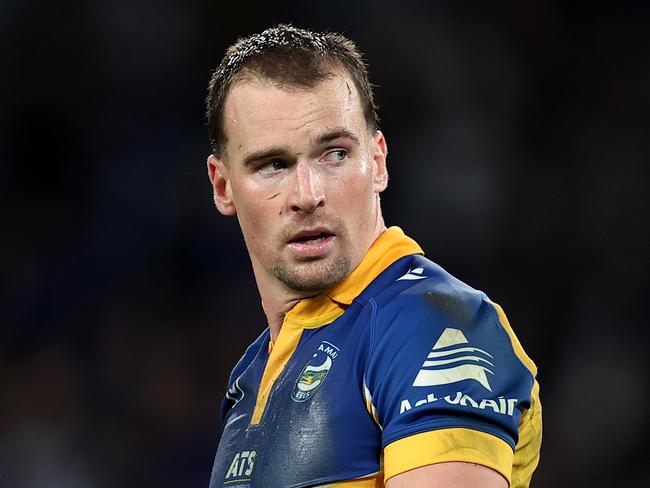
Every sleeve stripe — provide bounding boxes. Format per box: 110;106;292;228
383;428;514;484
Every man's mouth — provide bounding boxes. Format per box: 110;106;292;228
288;229;334;244
287;229;336;258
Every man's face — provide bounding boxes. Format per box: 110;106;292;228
209;72;388;293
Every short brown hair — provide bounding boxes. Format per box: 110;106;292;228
206;24;379;156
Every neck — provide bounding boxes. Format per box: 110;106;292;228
255;209;387;342
254;267;317;341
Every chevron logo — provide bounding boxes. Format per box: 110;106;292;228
413;328;495;391
397;267;428;281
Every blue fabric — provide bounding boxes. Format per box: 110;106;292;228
209;255;534;488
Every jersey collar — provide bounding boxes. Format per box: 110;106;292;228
283;226;423;328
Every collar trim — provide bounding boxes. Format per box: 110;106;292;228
283;226;423;328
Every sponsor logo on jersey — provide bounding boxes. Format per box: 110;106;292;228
396;267;428;281
401;329;519;417
224;450;256;486
291;341;339;403
413;327;494;391
399;391;518;417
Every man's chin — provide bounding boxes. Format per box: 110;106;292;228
273;256;352;293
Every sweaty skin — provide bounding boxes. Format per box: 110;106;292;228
208;72;388;340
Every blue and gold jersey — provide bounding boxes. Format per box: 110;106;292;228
209;227;542;488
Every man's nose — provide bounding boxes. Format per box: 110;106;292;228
290;160;325;213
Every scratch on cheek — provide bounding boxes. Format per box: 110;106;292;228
267;192;281;200
278;207;283;215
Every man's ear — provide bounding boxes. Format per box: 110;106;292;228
207;155;237;216
372;130;389;193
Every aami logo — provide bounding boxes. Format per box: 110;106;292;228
291;341;339;403
225;450;256;481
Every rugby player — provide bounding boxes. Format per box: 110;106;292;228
205;24;541;488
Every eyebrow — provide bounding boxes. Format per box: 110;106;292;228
242;148;288;168
314;127;360;146
240;127;361;168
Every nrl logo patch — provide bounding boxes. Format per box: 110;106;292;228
291;341;339;403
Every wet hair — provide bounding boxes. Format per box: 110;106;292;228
206;24;379;157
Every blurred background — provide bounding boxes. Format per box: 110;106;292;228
2;1;648;486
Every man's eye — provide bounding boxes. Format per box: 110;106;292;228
259;159;286;173
322;149;348;163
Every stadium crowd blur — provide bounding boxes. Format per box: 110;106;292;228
2;1;648;487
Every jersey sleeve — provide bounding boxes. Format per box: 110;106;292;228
364;283;537;484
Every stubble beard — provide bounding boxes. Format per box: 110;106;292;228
272;254;353;293
272;213;355;293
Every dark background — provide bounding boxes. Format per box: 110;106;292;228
2;1;648;487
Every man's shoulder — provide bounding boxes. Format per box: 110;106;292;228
363;255;538;460
368;253;487;326
365;253;535;374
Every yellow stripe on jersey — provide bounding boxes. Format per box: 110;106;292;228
489;299;542;487
511;380;542;488
251;324;304;425
284;293;346;328
383;428;514;484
